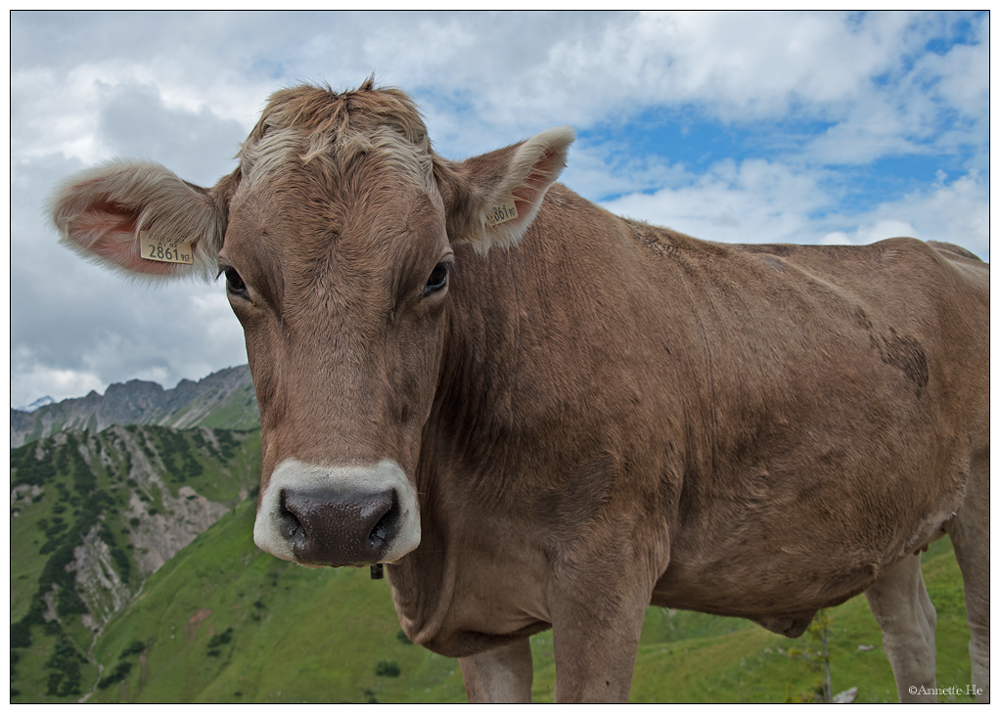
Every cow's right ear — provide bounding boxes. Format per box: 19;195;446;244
50;160;237;281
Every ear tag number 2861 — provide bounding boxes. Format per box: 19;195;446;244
486;198;518;227
140;231;194;264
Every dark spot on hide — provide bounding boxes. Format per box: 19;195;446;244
533;453;617;539
874;328;929;395
851;307;873;331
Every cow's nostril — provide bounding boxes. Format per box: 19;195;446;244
370;521;387;547
369;491;398;549
369;512;392;548
278;489;304;540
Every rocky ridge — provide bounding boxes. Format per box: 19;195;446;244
10;365;259;448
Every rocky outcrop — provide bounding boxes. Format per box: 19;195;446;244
83;425;240;579
10;408;34;437
126;485;230;577
74;524;132;626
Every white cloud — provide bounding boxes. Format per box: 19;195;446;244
820;221;917;247
560;140;693;204
820;170;988;257
11;346;105;407
601;158;988;261
93;80;247;185
428;12;929;130
802;14;988;167
599;158;830;244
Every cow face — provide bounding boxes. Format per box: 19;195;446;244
50;81;573;569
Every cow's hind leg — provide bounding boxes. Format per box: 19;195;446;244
459;638;533;703
947;452;990;703
865;554;937;702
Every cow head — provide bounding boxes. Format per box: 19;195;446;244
50;79;574;568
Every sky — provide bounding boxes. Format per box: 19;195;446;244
9;10;991;410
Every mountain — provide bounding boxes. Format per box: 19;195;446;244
10;366;259;448
17;396;56;413
10;423;262;702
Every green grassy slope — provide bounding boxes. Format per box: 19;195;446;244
85;501;975;704
172;379;259;431
10;426;262;702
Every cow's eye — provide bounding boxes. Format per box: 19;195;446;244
220;266;248;298
423;261;452;297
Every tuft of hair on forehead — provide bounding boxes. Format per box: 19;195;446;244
238;77;434;191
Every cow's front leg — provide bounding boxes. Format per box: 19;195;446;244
459;638;533;702
550;584;648;702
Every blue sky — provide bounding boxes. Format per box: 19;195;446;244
9;10;990;408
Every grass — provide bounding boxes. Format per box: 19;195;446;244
10;488;59;623
193;385;260;431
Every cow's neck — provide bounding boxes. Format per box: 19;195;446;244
387;189;586;644
389;185;685;646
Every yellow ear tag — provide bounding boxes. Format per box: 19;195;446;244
140;231;194;264
486;198;518;227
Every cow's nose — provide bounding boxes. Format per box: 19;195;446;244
278;487;397;567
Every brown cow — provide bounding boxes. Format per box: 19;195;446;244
51;79;988;703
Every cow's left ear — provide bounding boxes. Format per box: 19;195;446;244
435;126;575;254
